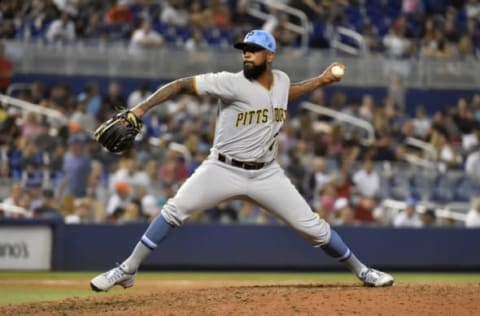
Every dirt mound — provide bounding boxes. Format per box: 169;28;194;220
1;282;479;315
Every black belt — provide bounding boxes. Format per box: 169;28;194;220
218;153;267;170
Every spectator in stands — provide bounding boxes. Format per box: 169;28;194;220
372;131;397;161
33;120;57;154
452;97;477;149
53;0;80;16
465;197;480;228
158;149;189;185
17;189;33;216
211;0;232;30
106;0;133;25
458;34;474;59
185;28;209;52
443;17;460;44
207;201;238;224
119;199;148;224
106;181;131;218
45;11;76;44
109;157;151;194
19;139;43;173
359;94;375;122
361;21;381;54
0;42;13;93
77;81;102;118
80;12;106;41
231;0;259;31
99;80;126;120
315;182;336;221
466;18;480;54
383;23;413;78
2;182;23;208
46;83;71;114
352;159;380;199
48;141;66;175
331;197;358;226
465;0;480;19
421;29;456;59
33;188;62;220
269;13;299;50
134;184;158;218
0;19;15;39
311;157;334;205
383;24;413;58
431;125;462;171
160;0;189;27
402;0;425;16
393;197;422;228
128;81;152;109
65;197;93;224
332;159;354;199
58;133;92;200
412;105;431;139
29;81;45;104
236;201;272;225
285;148;308;196
465;144;480;177
70;96;97;133
188;0;214;28
421;208;437;227
387;74;406;112
21;112;43;140
129;18;164;56
86;160;109;208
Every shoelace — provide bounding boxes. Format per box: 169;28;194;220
104;264;129;283
360;269;381;283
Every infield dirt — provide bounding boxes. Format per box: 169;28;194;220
0;279;479;315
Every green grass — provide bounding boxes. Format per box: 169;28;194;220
0;288;107;305
0;272;479;305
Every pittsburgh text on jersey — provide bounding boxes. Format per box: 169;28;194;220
235;107;287;127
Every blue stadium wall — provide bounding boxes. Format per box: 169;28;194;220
3;221;479;271
11;73;478;117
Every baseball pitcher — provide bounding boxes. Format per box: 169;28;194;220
91;30;394;291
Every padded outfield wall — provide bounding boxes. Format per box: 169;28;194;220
1;221;479;271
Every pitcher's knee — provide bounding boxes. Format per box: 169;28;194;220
296;215;331;247
160;199;191;227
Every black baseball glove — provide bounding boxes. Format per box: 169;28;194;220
94;110;142;153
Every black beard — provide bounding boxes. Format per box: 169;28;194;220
243;61;267;80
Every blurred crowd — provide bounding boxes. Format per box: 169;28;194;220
0;0;478;57
1;0;480;228
0;74;479;228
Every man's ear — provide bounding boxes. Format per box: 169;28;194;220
266;52;275;63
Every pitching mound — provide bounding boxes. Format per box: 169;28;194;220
1;280;479;315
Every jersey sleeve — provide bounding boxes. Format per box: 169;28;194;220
194;71;235;99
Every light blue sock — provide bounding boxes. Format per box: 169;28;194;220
122;214;173;272
141;214;174;249
321;229;366;275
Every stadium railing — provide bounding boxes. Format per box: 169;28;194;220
4;40;480;89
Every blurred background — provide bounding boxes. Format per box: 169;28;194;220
0;0;479;237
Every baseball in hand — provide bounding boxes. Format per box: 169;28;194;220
331;65;345;78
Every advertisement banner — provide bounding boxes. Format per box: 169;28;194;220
0;226;52;270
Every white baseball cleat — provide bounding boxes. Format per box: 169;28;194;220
358;268;394;287
90;264;136;292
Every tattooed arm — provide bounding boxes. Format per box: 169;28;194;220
131;77;196;118
288;62;345;103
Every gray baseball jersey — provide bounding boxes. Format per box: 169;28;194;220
160;70;331;247
195;70;289;162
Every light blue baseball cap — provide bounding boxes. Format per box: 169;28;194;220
234;29;276;53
